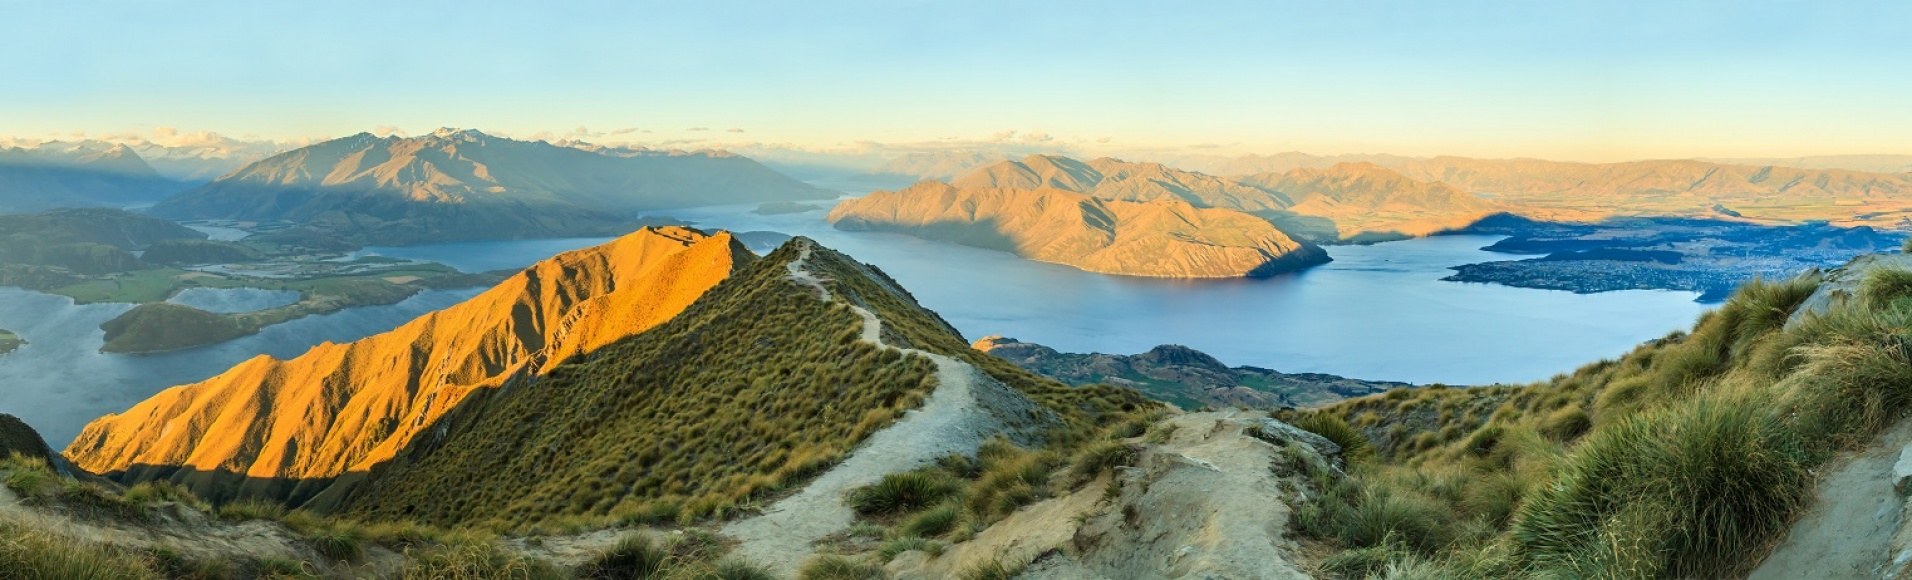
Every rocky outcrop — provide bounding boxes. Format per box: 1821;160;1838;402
829;182;1328;278
975;336;1401;409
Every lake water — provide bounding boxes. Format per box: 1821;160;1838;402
364;201;1712;387
0;287;483;448
166;287;301;313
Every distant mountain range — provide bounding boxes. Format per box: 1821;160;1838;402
150;129;836;245
829;154;1512;263
0;144;185;212
1699;154;1912;174
829;180;1329;277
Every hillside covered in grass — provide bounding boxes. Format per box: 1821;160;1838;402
66;227;750;505
1278;253;1912;577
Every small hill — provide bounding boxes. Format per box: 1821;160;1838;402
0;208;203;277
65;227;751;507
98;303;248;354
828;181;1329;278
151;129;834;245
975;336;1402;409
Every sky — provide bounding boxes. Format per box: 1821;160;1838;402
5;0;1910;162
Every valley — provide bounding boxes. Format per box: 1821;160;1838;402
1;208;506;353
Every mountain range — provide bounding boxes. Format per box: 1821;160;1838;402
828;180;1329;277
149;129;836;245
0;143;185;212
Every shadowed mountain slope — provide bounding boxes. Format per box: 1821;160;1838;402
0;144;185;213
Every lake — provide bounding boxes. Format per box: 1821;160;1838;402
2;201;1718;449
0;287;483;448
365;201;1713;387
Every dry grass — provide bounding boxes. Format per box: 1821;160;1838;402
345;244;942;531
1282;272;1912;577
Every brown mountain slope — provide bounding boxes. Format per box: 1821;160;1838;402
63;226;748;502
1238;162;1507;239
149;128;833;244
827;181;1328;277
954;154;1288;211
950;155;1509;241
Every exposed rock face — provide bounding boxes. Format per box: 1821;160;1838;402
64;226;748;501
975;336;1401;409
828;181;1329;278
151;129;834;244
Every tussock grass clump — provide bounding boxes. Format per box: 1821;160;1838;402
1290;412;1375;463
876;535;941;561
847;472;962;516
577;534;669;579
217;498;288;522
2;452;54;497
795;554;887;580
898;501;963;538
1512;394;1811;577
1063;440;1137;486
306;522;366;563
399;536;563;580
124;480;208;510
571;530;773;580
1862;268;1912;309
958;559;1020;580
0;513;159;579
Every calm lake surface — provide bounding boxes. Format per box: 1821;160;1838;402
0;287;483;448
367;201;1713;387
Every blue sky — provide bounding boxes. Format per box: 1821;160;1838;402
5;0;1909;161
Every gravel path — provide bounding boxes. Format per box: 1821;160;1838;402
722;240;1042;576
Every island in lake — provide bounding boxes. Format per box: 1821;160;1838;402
0;329;23;355
0;208;505;353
